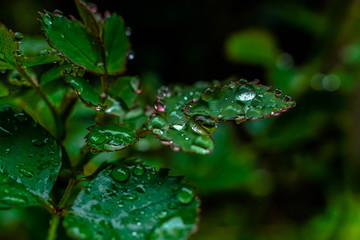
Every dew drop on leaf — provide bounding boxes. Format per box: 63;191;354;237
110;166;130;183
158;210;168;219
19;169;34;178
43;13;53;26
0;195;28;205
221;104;244;120
177;186;195;204
201;87;216;102
235;85;256;101
133;165;145;176
14;32;24;43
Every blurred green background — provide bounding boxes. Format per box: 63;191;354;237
1;0;360;239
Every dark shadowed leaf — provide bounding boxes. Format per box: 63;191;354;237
0;108;62;208
63;165;199;240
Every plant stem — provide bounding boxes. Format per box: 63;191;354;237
46;215;60;240
16;65;64;140
58;178;76;209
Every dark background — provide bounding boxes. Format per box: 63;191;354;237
1;0;360;239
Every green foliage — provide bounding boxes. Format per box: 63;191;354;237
0;108;61;209
0;1;295;240
63;165;198;240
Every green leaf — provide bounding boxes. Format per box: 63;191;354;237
0;24;20;69
39;12;105;74
64;74;103;109
108;76;140;109
63;165;199;240
225;29;278;67
17;53;62;68
0;107;62;208
149;83;215;154
185;79;296;122
0;60;13;70
75;0;101;37
104;14;131;75
123;108;148;130
19;36;52;56
148;114;215;154
86;124;138;152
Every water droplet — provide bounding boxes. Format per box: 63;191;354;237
133;165;145;176
194;116;217;134
158;210;168;219
126;50;135;60
118;201;125;208
125;27;132;37
168;202;178;209
31;136;48;147
168;110;186;125
19;169;34;178
13;112;28;122
14;49;24;57
251;95;263;108
221;104;244;120
14;32;23;43
201;87;216;102
122;193;137;201
235;85;256;101
135;185;145;193
274;88;282;96
0;126;12;137
43;13;53;26
111;166;130;182
97;62;104;68
54;9;63;17
0;195;27;205
283;94;292;101
148;115;169;132
177;186;195;204
246;107;262;119
87;132;107;145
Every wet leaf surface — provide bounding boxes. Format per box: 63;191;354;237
63;164;199;240
0;108;62;208
86;124;138;152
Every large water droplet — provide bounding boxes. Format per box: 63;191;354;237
235;85;256;101
133;165;145;176
177;186;195;204
194;116;217;134
43;13;53;26
111;166;130;182
201;87;216;102
221;104;244;120
87;132;107;145
148;115;169;133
